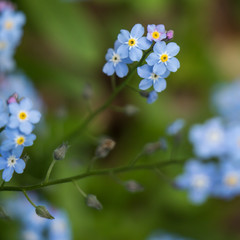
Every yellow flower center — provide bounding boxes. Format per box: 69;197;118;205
4;20;13;30
160;54;168;62
225;175;238;186
0;41;6;50
128;38;136;47
16;136;25;145
152;31;160;39
19;111;28;120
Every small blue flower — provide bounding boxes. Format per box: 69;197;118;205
189;118;226;159
147;90;158;104
137;64;170;92
1;128;36;152
147;24;166;42
213;161;240;199
166;119;185;136
0;99;8;128
175;159;216;204
117;23;152;62
103;40;132;78
8;98;41;134
146;41;180;75
0;147;25;182
0;53;15;72
0;31;14;56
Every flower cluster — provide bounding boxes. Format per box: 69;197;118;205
103;23;180;104
5;194;72;240
0;1;25;73
0;95;41;182
175;80;240;204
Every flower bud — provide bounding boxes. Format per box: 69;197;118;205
124;105;139;116
139;90;149;98
53;143;69;161
7;93;18;104
82;83;93;100
166;30;174;40
124;180;144;193
95;138;116;158
85;194;103;210
35;206;54;220
143;138;167;155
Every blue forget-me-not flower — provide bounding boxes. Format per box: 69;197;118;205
147;24;166;42
0;98;8;128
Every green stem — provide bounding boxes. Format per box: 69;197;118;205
128;151;144;166
44;159;57;183
0;181;5;188
72;180;87;198
22;190;37;208
65;48;152;142
86;156;98;173
0;159;181;192
111;74;116;90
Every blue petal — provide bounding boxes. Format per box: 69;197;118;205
115;63;128;78
153;41;166;54
20;98;32;110
166;57;180;72
0;112;8;128
2;167;14;182
156;24;165;33
147;24;156;32
147;91;158;104
0;157;7;170
129;47;142;62
15;159;26;174
103;62;115;76
117;44;129;59
130;24;144;38
8;115;19;129
160;70;170;78
146;53;159;66
0;99;4;111
8;102;19;114
139;79;153;90
153;62;167;75
153;79;167;92
1;140;14;152
105;48;114;61
29;110;41;124
114;40;121;50
20;122;34;135
137;37;151;50
12;147;23;158
118;29;130;43
24;134;36;146
137;64;152;78
166;42;180;57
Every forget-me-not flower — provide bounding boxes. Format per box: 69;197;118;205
0;147;25;182
175;159;216;204
103;40;132;78
146;41;180;75
137;64;170;92
117;23;151;62
166;119;185;136
147;24;166;42
0;99;8;128
147;90;158;104
8;98;41;134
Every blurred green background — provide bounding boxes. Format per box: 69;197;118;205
1;0;240;239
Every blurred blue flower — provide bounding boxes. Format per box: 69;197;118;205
137;64;170;92
103;40;132;78
0;31;14;56
146;41;180;75
8;98;41;134
0;147;25;182
189;118;226;159
147;231;193;240
147;90;158;104
1;128;36;151
0;98;8;128
117;23;151;62
147;24;166;42
0;53;15;72
166;119;185;136
213;161;240;199
175;159;216;204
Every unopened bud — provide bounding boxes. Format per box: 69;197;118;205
124;180;144;193
143;138;167;155
35;206;54;220
124;105;139;116
166;30;174;40
82;83;93;100
22;154;30;163
139;90;149;98
95;138;116;158
53;143;69;160
7;93;18;104
85;194;103;210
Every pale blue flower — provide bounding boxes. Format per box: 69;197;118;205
175;159;216;204
8;98;41;134
117;23;151;62
1;128;36;152
0;99;8;128
103;40;132;78
0;147;25;182
167;119;185;136
147;90;158;104
147;24;166;42
146;41;180;75
137;64;170;92
189;118;226;159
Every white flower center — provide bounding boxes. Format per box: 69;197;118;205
7;155;17;167
191;174;209;189
207;129;223;143
111;53;121;65
150;73;159;81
